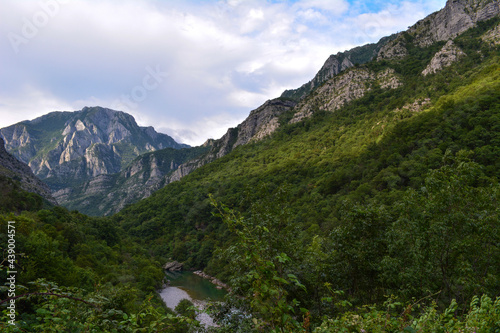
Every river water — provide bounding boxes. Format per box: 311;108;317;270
159;271;226;327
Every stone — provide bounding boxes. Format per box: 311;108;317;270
163;261;183;271
422;40;466;76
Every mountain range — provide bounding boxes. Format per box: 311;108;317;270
1;0;499;216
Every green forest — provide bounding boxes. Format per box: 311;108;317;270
1;18;500;332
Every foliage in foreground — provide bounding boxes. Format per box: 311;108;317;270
0;206;197;331
314;295;500;333
207;152;499;332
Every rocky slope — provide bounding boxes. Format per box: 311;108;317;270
56;145;209;216
290;68;402;123
281;36;394;101
47;99;294;216
0;137;57;205
422;40;467;75
378;0;500;60
0;106;188;192
283;0;499;101
160;98;297;186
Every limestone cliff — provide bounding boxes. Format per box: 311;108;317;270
282;36;393;101
290;68;402;123
422;40;466;76
378;0;500;60
159;99;296;193
54;146;208;216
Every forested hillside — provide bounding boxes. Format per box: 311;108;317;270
114;17;500;331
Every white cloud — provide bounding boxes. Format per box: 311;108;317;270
294;0;350;15
0;85;74;126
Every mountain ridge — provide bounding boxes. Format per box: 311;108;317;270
0;106;188;194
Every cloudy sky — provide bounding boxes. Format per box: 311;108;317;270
0;0;446;146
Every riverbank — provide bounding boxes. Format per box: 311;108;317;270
193;270;231;292
159;286;215;327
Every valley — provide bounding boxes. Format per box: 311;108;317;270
1;0;500;331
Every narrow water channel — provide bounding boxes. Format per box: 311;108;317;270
159;271;227;327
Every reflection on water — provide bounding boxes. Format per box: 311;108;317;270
165;271;226;302
160;271;226;327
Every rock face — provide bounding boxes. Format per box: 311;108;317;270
422;40;466;76
482;22;500;44
411;0;500;46
233;99;297;148
376;0;500;60
0;137;57;205
282;36;393;101
0;106;188;192
290;68;402;123
164;261;183;271
377;39;409;61
55;145;209;216
157;98;296;188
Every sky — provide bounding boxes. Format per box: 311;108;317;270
0;0;447;146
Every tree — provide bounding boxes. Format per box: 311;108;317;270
382;151;500;305
210;185;307;332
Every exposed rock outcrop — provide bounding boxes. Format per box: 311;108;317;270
394;98;432;113
377;39;408;61
482;22;500;45
282;36;393;101
422;40;466;76
233;99;297;148
158;99;296;191
290;68;402;123
377;0;500;60
53;145;208;216
164;261;183;271
0;137;57;205
410;0;500;47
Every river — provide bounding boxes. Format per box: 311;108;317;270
159;271;226;327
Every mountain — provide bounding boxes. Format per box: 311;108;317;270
62;98;296;216
129;0;500;193
282;0;500;101
0;137;57;209
113;0;500;328
0;106;188;193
